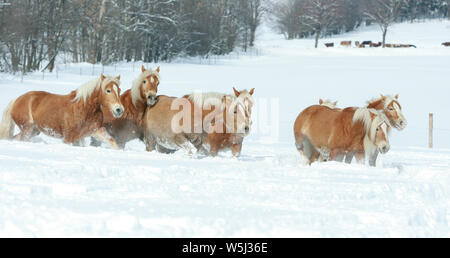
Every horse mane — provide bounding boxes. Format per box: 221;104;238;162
353;108;390;141
366;95;396;109
320;99;337;108
73;76;120;104
131;68;161;107
187;92;234;108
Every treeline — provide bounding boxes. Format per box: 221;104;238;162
270;0;450;43
0;0;265;73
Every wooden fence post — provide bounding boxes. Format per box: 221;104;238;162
429;113;433;148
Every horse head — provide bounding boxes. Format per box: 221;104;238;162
133;65;160;107
233;87;254;135
222;94;249;136
380;94;407;130
99;74;124;120
368;110;391;154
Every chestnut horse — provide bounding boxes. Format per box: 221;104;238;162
0;75;124;148
203;88;255;157
91;66;160;149
143;90;250;156
294;105;390;166
342;94;407;164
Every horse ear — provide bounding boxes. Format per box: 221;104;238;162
380;94;385;99
156;66;160;73
141;65;146;73
249;88;255;96
233;87;240;97
333;101;338;106
116;75;121;81
101;74;106;81
319;99;324;105
395;94;399;99
369;112;376;120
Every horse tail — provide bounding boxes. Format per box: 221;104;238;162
0;99;17;140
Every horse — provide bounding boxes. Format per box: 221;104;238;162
91;65;160;149
143;90;250;156
355;41;360;47
442;42;450;47
341;94;407;164
0;75;124;149
316;94;407;165
361;41;372;46
324;43;334;48
370;42;382;48
293;105;390;166
202;88;255;157
340;41;352;47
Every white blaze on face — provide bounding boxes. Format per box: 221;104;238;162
113;85;119;97
150;76;155;84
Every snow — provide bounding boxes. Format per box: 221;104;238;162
1;21;450;237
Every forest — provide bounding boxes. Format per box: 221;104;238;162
0;0;448;74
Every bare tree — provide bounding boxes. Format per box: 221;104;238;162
364;0;406;48
302;0;342;48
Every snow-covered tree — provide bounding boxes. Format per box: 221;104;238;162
363;0;406;48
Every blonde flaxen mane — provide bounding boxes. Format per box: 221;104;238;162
73;76;120;104
353;108;390;141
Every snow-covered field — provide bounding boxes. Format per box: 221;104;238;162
1;21;450;237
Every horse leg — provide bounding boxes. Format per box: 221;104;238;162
295;133;314;165
143;131;156;152
316;146;330;161
231;143;242;158
174;134;197;156
354;152;365;165
90;137;102;147
344;152;354;164
90;127;120;150
368;150;379;167
156;144;176;154
14;124;38;141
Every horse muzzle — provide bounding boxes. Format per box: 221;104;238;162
378;144;390;154
112;105;124;118
396;119;407;130
147;94;158;106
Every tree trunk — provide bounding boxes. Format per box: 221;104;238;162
314;29;320;48
382;27;387;48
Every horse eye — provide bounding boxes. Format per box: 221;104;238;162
376;128;379;131
234;111;237;114
106;89;111;94
143;80;146;84
389;108;393;111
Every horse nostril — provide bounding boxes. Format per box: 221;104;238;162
116;108;123;114
400;121;403;125
245;126;249;132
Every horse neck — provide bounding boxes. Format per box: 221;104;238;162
73;89;102;119
124;90;146;119
367;99;384;111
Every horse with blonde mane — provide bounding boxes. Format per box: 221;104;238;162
203;88;254;157
0;75;124;148
143;89;250;156
294;104;390;166
91;66;160;149
343;94;407;164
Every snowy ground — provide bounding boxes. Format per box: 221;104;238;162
1;21;450;237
